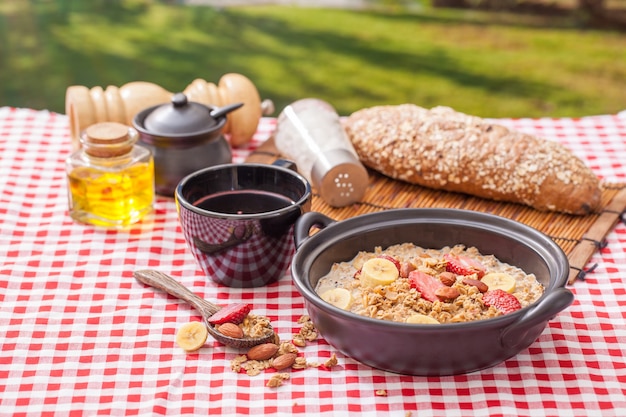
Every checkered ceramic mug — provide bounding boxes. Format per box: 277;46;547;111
175;162;312;287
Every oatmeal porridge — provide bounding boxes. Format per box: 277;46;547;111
315;244;544;324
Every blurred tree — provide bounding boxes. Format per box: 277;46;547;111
578;0;606;17
431;0;468;6
433;0;609;15
430;0;625;28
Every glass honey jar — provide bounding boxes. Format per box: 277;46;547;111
66;122;155;227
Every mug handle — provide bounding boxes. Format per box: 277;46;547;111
272;158;297;172
294;212;336;249
193;224;254;255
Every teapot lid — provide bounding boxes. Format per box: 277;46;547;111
143;93;219;135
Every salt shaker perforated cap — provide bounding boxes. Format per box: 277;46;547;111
311;148;369;207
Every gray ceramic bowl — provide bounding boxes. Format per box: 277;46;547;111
291;208;574;376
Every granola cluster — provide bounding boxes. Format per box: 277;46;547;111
230;316;338;388
240;314;274;338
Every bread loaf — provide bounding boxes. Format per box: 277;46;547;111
344;104;601;215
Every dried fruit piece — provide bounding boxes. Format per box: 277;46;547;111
482;273;516;293
175;321;208;352
444;253;486;278
217;322;244;339
207;303;251;325
320;288;353;310
247;343;279;360
360;258;399;288
482;289;522;314
405;313;440;324
272;353;297;370
408;271;445;302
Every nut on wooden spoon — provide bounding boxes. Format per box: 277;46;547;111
134;269;275;349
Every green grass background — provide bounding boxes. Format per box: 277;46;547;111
1;0;625;118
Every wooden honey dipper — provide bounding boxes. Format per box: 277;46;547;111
65;73;274;149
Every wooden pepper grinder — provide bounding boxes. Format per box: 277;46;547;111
65;73;273;149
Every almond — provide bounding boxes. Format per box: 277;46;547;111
217;322;244;339
438;271;457;286
435;286;460;302
271;353;297;370
246;343;279;361
399;262;416;278
463;277;489;293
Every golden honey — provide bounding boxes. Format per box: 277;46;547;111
66;122;154;227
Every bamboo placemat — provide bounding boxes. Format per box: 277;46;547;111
247;138;626;284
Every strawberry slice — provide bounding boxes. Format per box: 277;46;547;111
207;303;251;325
408;271;445;302
444;253;486;278
482;289;522;315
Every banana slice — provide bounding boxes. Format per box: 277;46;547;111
360;258;399;288
406;313;440;325
320;288;353;310
481;273;516;294
175;321;209;352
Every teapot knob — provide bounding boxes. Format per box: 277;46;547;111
171;93;188;107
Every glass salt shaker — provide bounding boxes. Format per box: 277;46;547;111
274;98;369;207
65;122;155;227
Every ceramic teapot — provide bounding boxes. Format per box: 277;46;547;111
133;92;243;196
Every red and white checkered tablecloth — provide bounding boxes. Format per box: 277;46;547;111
1;106;626;417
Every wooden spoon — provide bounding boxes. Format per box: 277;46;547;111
134;269;275;349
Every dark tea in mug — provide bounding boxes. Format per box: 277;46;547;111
193;190;295;214
175;162;311;287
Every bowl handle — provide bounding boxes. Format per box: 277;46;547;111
294;212;336;249
500;287;574;350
